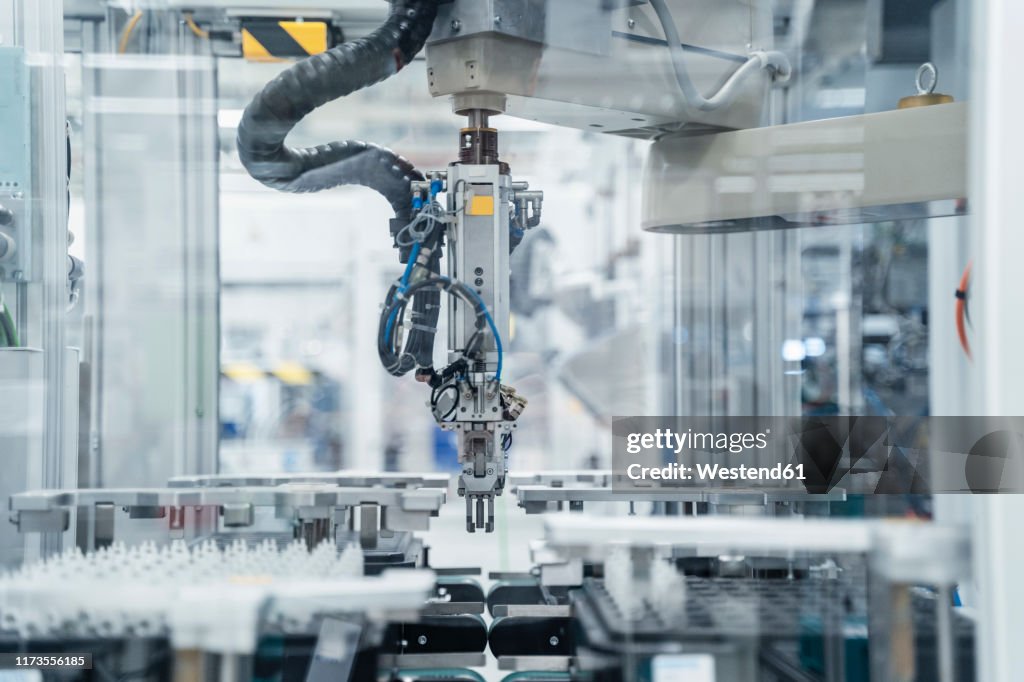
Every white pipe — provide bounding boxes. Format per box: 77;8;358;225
647;0;791;113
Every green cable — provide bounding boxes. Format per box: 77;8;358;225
0;312;7;348
1;303;18;347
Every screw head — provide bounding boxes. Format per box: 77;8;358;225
450;19;462;32
627;18;636;29
549;635;559;646
417;635;428;646
494;15;502;25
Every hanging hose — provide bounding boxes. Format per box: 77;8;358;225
955;262;972;361
235;0;439;220
118;11;144;54
378;205;446;377
647;0;790;113
378;274;502;381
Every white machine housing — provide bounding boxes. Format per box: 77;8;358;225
425;0;969;234
426;0;776;136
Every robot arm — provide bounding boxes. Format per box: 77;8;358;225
382;109;540;532
234;0;777;535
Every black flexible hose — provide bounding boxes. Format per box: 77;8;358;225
378;274;486;377
378;228;444;376
236;0;439;219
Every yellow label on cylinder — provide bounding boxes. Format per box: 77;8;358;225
468;195;495;216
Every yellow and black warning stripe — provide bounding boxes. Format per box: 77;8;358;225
222;361;318;386
241;19;330;62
